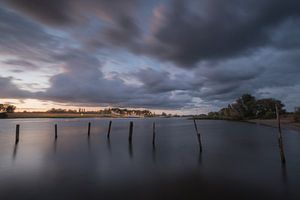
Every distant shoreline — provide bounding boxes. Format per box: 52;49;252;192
0;112;181;119
0;112;147;119
245;119;300;133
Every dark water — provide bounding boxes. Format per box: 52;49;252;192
0;118;300;200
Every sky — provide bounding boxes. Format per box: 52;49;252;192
0;0;300;114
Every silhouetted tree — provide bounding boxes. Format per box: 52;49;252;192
294;107;300;122
5;105;16;113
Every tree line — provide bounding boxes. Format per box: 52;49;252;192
0;104;16;118
197;94;287;120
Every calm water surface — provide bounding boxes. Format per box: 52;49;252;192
0;118;300;200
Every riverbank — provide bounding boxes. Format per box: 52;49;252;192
192;116;300;133
247;117;300;133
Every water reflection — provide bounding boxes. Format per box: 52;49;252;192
281;163;288;183
152;144;156;163
87;135;91;152
12;143;18;161
107;138;111;154
198;153;202;165
54;139;57;154
128;141;133;159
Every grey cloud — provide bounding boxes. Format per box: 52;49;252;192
35;51;192;109
3;59;38;70
142;0;300;67
4;0;141;49
133;68;192;93
4;0;73;26
0;6;62;63
0;77;32;98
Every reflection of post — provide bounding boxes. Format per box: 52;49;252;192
88;122;91;137
15;124;20;144
193;119;203;153
128;121;133;143
13;143;18;160
107;121;112;139
276;104;286;164
129;141;133;158
152;122;156;147
152;143;156;163
55;124;58;139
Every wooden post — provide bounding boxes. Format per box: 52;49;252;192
88;122;91;136
193;119;203;153
128;121;133;143
15;124;20;144
107;121;112;139
276;104;286;163
55;124;58;139
152;122;156;147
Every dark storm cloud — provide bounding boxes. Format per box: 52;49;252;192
3;0;141;48
1;0;300;111
0;6;62;63
143;0;300;67
133;68;192;93
0;77;32;98
34;50;191;109
4;0;73;26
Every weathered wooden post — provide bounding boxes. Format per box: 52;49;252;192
88;122;91;136
55;124;58;139
152;122;156;147
128;121;133;143
276;104;286;163
193;119;203;153
15;124;20;144
107;121;112;139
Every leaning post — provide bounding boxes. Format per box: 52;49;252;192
276;104;286;164
193;118;203;153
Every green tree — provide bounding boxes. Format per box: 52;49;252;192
255;98;285;119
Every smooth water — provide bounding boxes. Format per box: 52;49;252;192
0;118;299;200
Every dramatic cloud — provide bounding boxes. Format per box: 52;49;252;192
34;50;192;109
0;0;299;112
0;77;32;98
143;0;300;67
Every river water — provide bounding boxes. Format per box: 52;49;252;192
0;118;299;200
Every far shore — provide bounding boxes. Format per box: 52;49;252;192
192;116;300;133
246;118;300;133
1;112;147;119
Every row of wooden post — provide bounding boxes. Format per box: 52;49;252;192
14;120;157;147
13;105;286;163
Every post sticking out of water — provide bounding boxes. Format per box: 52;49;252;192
15;124;20;144
276;104;286;164
55;124;58;139
152;122;156;147
88;122;91;136
193;119;203;153
129;121;133;143
107;121;112;139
